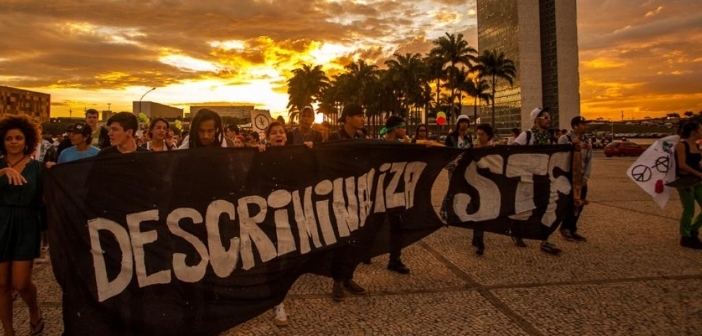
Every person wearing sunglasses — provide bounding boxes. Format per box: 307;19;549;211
411;124;429;144
511;107;562;255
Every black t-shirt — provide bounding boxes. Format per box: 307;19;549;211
97;145;149;156
326;128;364;141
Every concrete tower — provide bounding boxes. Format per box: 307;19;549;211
477;0;580;133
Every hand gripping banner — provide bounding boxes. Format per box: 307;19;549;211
44;141;573;336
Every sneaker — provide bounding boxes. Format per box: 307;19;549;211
571;232;587;242
273;304;289;327
540;241;562;255
560;229;574;241
387;260;410;274
332;281;345;302
343;279;367;295
512;236;527;247
680;236;702;250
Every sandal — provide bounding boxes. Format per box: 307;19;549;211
30;311;45;335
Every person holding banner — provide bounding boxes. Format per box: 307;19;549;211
558;116;592;242
511;107;562;255
674;121;702;249
142;118;173;151
325;103;368;301
0;115;45;336
471;124;496;256
380;116;412;273
179;109;234;149
440;115;473;220
98;112;149;156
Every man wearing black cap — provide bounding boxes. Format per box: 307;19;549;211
325;103;368;301
327;103;365;141
558;116;592;242
56;123;100;164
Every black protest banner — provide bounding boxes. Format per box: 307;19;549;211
45;141;458;336
445;144;574;239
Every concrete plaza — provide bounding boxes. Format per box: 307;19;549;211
18;154;702;335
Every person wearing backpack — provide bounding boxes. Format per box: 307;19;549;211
511;107;562;255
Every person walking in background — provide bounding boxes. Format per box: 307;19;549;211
84;108;111;148
286;107;323;146
0;115;46;336
674;120;702;249
411;124;429;144
507;127;520;145
56;123;100;164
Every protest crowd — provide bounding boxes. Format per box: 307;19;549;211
0;101;699;336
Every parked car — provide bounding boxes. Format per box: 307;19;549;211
604;141;647;157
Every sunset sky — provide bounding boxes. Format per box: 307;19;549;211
0;0;700;121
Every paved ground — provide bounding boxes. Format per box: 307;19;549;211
15;154;702;335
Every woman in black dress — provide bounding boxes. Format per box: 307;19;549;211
0;115;44;335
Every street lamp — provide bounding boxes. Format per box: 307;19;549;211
138;87;156;115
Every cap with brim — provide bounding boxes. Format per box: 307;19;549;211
530;107;550;123
71;122;92;137
570;116;589;127
338;103;364;122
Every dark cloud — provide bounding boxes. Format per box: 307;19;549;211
577;0;702;117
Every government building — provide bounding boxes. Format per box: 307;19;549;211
0;86;51;123
477;0;580;133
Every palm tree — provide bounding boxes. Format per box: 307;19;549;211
286;64;329;122
385;53;428;121
473;49;517;129
460;77;492;124
423;55;446;107
429;32;478;119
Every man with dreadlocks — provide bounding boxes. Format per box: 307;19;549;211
178;109;234;149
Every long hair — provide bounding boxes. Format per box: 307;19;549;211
414;123;428;140
147;117;169;137
189;109;224;148
681;120;700;138
0;115;40;156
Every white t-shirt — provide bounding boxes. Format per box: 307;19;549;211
513;131;531;145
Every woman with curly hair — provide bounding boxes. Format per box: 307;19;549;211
0;115;45;335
